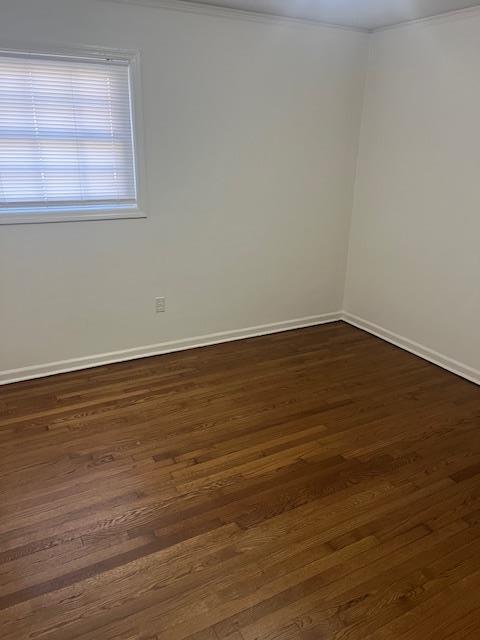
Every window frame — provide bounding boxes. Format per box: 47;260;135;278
0;45;146;225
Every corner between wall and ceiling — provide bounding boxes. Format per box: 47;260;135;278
108;0;480;33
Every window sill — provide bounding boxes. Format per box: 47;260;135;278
0;209;147;225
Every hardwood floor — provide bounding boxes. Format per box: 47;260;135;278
1;321;480;640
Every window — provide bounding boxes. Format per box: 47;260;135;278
0;49;144;224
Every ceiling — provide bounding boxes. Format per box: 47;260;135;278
170;0;480;30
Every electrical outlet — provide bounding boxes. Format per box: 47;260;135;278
155;297;166;313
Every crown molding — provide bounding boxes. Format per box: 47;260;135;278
105;0;480;34
103;0;369;33
372;4;480;33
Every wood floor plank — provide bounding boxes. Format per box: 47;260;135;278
0;322;479;639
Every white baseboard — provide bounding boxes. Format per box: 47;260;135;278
3;311;478;387
0;312;341;385
342;312;480;386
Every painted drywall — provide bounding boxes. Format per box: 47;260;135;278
344;10;480;375
0;0;368;375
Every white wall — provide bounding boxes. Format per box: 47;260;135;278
0;0;368;378
345;10;480;379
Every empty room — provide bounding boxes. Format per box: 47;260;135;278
1;0;480;638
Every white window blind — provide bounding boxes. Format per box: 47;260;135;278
0;51;138;220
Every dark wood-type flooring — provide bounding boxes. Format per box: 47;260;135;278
1;322;480;640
